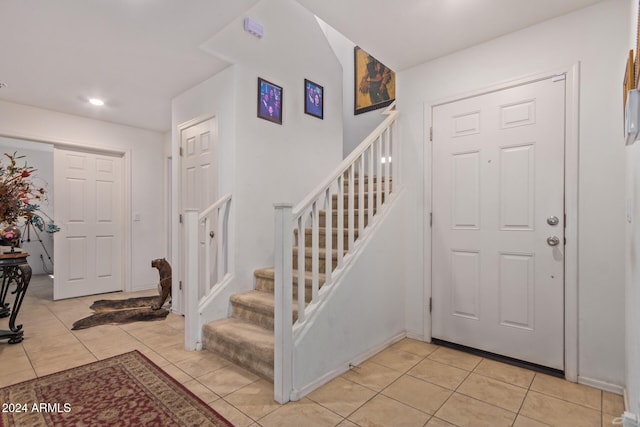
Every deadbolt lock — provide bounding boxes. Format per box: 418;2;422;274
547;216;559;226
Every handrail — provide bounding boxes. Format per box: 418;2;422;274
293;103;398;214
199;193;231;222
184;194;232;351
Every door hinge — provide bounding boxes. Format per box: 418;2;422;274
179;214;183;224
179;146;184;156
429;297;433;314
551;73;566;82
179;281;183;290
430;212;433;227
429;127;433;142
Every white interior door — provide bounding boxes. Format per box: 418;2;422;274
53;148;123;300
179;118;218;312
432;76;565;370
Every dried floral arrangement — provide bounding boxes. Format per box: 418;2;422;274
0;152;58;240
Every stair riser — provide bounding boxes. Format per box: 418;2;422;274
292;251;338;274
255;275;321;303
294;228;356;250
202;332;274;381
255;275;274;293
231;304;275;330
230;301;297;330
202;175;390;385
319;211;371;228
331;193;384;209
256;274;315;291
343;182;390;193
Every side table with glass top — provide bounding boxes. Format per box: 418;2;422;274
0;253;31;344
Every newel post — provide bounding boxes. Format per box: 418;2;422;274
274;203;293;404
184;209;200;351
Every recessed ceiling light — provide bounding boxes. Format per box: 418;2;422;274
89;98;105;106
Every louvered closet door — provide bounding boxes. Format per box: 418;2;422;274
432;76;565;370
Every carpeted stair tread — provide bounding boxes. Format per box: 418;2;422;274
321;208;371;214
295;227;358;249
291;247;342;273
331;192;384;207
230;290;299;315
344;177;391;191
296;227;356;237
292;246;345;258
350;175;392;182
231;290;275;314
230;290;299;328
254;267;326;284
254;268;325;303
201;174;389;383
203;318;274;381
204;317;274;345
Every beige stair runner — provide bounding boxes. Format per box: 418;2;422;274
202;177;388;380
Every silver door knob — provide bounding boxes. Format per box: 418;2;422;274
547;236;560;246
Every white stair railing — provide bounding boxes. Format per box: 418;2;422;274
185;193;232;351
274;103;399;403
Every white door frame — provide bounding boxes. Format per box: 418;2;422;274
172;113;216;315
0;132;132;294
423;63;580;382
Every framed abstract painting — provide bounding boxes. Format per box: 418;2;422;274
354;46;395;115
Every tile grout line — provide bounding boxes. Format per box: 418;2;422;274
16;281;619;426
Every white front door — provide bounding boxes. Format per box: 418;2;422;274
53;148;123;300
179;118;218;313
432;76;565;370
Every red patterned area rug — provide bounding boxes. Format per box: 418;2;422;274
0;351;233;427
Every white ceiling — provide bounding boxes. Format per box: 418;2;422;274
0;0;604;133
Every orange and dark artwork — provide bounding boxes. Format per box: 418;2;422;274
624;49;635;109
354;46;395;115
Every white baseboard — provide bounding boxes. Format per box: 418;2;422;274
578;375;624;395
290;331;407;401
406;331;426;341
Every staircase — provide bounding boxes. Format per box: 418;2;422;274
202;177;387;381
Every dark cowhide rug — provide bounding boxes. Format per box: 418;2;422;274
72;296;169;330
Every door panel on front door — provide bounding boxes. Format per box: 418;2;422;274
432;77;565;370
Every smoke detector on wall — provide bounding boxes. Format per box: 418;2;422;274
243;17;264;39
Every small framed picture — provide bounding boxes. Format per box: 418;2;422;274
304;79;324;119
257;77;283;124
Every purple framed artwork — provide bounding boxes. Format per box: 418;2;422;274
258;77;283;124
304;79;323;119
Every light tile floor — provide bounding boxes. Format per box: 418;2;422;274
0;275;626;426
